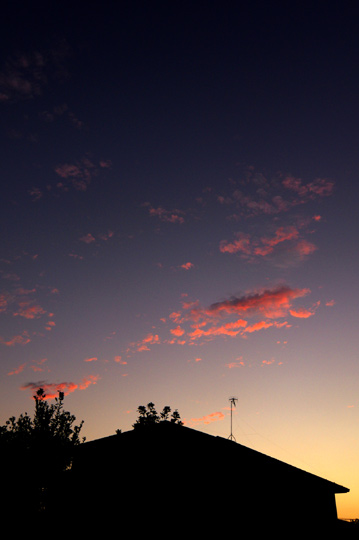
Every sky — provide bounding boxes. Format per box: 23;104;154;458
1;0;359;519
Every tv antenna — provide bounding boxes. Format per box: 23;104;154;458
228;396;238;441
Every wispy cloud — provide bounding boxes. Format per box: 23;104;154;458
143;203;185;224
187;285;310;321
216;168;334;219
13;302;46;319
0;331;31;347
187;411;225;427
0;51;47;102
180;262;194;270
54;157;111;192
220;226;317;263
21;375;100;399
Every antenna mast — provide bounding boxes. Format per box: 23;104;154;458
228;396;238;441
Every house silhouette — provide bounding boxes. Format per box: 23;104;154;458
59;421;353;536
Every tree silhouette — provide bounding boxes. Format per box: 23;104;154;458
0;388;85;517
132;402;183;428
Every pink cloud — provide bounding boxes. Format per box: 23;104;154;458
188;411;225;426
226;360;245;368
79;375;100;389
180;262;194;270
0;331;31;346
79;233;96;244
136;333;160;352
187;285;310;322
282;176;334;198
114;356;127;364
170;326;185;337
188;318;247;340
8;363;27;376
21;381;79;399
219;232;251;255
255;226;299;256
293;239;317;257
30;358;49;372
13;302;46;319
84;357;98;362
289;301;320;318
145;203;185;224
243;320;274;333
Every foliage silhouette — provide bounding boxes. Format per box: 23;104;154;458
132;401;183;428
0;388;85;517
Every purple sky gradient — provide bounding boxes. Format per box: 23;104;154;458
1;1;359;519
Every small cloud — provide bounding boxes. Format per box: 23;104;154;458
29;187;43;201
225;360;245;368
79;233;96;244
21;381;78;399
79;375;100;389
262;358;276;365
13;302;46;319
144;203;185;224
0;331;31;347
114;356;127;365
289;301;320;319
8;363;27;376
84;357;98;362
180;262;194;270
170;326;185;337
188;412;225;426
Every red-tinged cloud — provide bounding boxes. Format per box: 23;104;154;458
188;412;225;426
114;356;127;364
0;331;31;346
188;285;310;322
262;358;276;365
80;233;96;244
282;176;334;198
169;311;182;323
8;363;27;376
188;319;247;340
243;321;274;333
144;203;185;224
0;293;8;313
13;302;46;319
21;381;79;399
292;239;317;257
84;356;98;362
80;230;114;244
170;326;185;337
226;360;245;368
255;226;299;256
219;232;251;254
45;320;56;331
22;375;100;398
220;226;316;263
55;158;96;191
289;301;320;318
79;375;100;389
137;333;160;352
30;358;49;372
180;262;194;270
0;51;48;102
